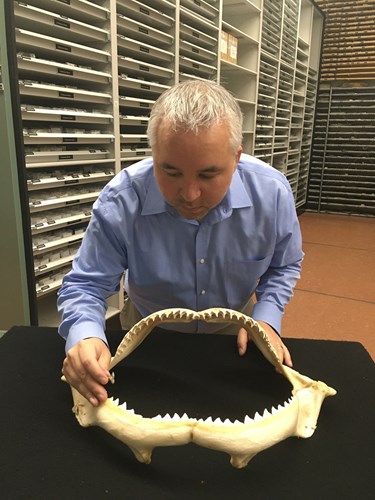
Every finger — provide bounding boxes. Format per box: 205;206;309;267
79;342;111;385
274;341;293;372
97;347;112;379
237;328;248;356
62;359;106;407
281;343;293;368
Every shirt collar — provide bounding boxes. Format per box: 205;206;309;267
141;167;252;217
141;174;169;215
227;169;253;209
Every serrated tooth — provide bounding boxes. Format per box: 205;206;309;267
127;408;135;415
271;406;278;415
205;416;213;424
112;398;119;406
254;412;262;422
278;404;284;412
163;413;172;421
152;414;163;421
119;401;127;410
224;418;233;426
263;408;271;418
214;417;223;425
244;415;253;424
234;419;242;425
181;413;189;420
172;413;180;422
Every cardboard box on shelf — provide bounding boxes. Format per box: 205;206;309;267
228;34;238;65
220;30;229;62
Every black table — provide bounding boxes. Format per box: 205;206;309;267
0;326;374;500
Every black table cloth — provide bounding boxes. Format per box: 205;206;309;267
0;326;374;500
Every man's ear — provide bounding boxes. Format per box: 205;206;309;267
234;146;243;170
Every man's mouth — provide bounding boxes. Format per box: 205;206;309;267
179;205;206;218
183;206;203;213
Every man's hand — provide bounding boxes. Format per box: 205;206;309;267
62;338;112;407
237;321;293;368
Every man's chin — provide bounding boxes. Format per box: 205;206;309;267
177;206;208;220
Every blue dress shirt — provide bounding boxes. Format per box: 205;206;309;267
58;154;303;352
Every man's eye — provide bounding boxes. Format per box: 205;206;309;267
166;171;181;178
199;173;217;179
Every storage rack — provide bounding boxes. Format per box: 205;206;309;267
307;85;375;216
117;0;176;170
255;0;323;207
254;0;282;166
1;0;324;327
220;0;261;153
306;0;375;217
316;0;375;82
279;0;299;199
13;0;119;325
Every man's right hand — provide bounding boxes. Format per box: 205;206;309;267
62;338;112;407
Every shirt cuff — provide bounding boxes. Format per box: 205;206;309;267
251;301;283;336
65;321;108;353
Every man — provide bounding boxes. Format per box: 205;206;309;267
58;80;303;407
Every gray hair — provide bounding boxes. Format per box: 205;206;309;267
147;80;243;153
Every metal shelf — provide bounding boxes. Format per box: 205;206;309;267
308;85;375;216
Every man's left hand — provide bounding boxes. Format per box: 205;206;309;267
237;321;293;368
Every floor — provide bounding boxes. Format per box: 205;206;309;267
282;212;375;361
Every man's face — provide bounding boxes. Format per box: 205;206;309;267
153;120;242;220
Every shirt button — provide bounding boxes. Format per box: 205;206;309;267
200;258;205;264
201;290;206;295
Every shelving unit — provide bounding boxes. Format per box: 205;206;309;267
179;0;219;83
11;0;120;325
308;86;375;216
220;0;261;153
0;0;324;328
255;0;323;207
305;0;374;218
316;0;375;82
117;0;176;168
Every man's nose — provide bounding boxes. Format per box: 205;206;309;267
180;182;201;202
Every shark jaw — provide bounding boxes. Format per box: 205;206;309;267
66;308;336;468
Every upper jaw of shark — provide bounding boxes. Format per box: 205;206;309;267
65;308;336;468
